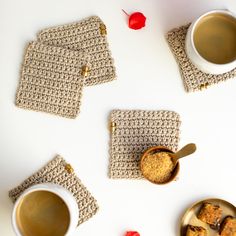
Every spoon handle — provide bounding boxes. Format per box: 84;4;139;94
174;143;197;160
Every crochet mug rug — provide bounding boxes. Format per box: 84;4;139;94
166;24;236;92
15;42;90;119
37;16;116;87
9;155;99;226
109;110;181;179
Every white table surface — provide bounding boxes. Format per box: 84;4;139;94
1;0;236;235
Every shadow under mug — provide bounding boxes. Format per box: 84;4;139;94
186;9;236;74
12;183;79;236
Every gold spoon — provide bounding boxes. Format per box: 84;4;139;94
169;143;197;168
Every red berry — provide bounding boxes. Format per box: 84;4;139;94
125;231;140;236
122;10;146;30
129;12;146;30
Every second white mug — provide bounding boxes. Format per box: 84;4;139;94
12;183;79;236
185;10;236;74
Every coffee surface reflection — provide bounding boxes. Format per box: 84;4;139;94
194;13;236;64
16;190;70;236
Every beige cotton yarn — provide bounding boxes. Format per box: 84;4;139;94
9;155;99;226
166;24;236;92
16;41;90;118
109;110;181;179
37;16;116;86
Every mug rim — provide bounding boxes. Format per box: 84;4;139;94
190;9;236;67
12;183;78;236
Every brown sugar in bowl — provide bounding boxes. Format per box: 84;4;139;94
140;146;180;185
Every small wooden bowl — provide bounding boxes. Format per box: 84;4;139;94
140;146;180;185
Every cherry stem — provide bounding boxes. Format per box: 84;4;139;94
122;9;130;16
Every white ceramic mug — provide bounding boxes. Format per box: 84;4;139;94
185;9;236;74
12;183;79;236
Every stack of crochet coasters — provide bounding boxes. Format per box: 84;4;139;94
16;42;90;118
9;155;99;226
109;110;181;179
16;16;116;118
37;16;116;87
166;24;236;92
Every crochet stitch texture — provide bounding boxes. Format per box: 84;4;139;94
9;155;99;226
166;24;236;92
37;16;116;86
109;110;181;179
15;42;90;118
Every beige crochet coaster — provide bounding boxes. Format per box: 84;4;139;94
166;24;236;92
37;16;116;87
109;110;181;179
9;155;99;226
16;41;90;119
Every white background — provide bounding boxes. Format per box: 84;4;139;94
1;0;236;235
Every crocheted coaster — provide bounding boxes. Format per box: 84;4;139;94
15;42;90;119
166;24;236;92
109;110;181;179
9;155;99;226
37;16;116;87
